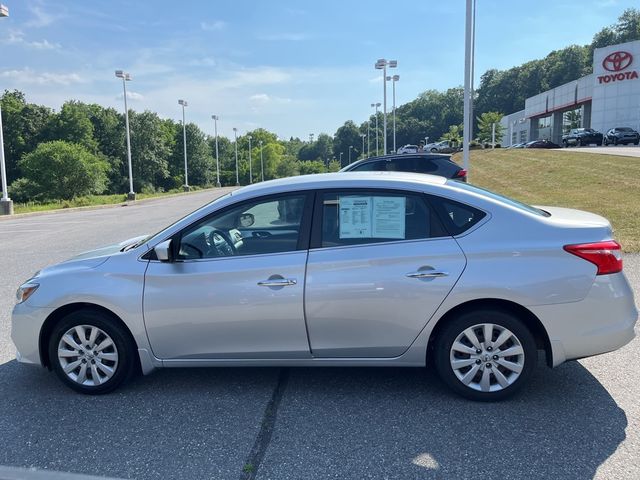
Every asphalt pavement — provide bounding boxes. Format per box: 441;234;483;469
0;190;638;479
557;144;640;157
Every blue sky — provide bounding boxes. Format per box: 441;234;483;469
0;0;637;140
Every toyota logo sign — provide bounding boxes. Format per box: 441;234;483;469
602;51;633;72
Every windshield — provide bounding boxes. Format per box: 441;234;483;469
141;192;233;247
450;182;550;217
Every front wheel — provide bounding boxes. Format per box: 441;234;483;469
433;309;537;401
48;309;137;394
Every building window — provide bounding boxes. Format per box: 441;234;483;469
537;116;551;129
512;132;517;144
519;130;528;143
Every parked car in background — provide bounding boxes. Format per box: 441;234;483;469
525;140;561;149
603;127;640;146
12;173;637;401
562;128;603;147
341;153;467;181
396;144;420;154
426;140;459;154
507;143;526;149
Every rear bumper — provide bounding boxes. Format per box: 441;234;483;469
528;272;638;367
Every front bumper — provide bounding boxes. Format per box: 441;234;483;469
11;302;53;367
529;272;638;367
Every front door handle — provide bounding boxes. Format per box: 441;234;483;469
406;271;449;279
257;278;297;287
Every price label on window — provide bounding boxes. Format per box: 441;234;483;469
339;196;406;239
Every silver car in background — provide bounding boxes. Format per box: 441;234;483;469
11;173;638;401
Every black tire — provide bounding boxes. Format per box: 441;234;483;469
634;140;639;146
48;309;137;394
430;148;438;153
433;308;537;401
613;137;618;146
603;138;608;146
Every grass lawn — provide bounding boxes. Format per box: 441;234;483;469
452;149;640;252
12;188;204;215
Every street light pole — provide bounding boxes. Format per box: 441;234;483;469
387;74;400;153
212;115;221;187
367;112;371;158
248;135;253;184
349;145;353;164
463;0;476;176
375;59;397;155
360;134;366;159
373;103;381;156
1;4;13;215
178;99;189;191
259;140;264;181
339;152;343;167
233;128;239;186
115;70;135;200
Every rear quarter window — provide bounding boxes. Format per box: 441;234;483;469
427;195;486;236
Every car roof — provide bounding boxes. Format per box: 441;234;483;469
342;153;453;170
228;171;448;201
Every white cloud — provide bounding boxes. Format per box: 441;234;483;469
117;91;144;101
25;5;65;28
259;33;309;42
249;93;271;105
188;57;217;67
4;29;61;50
200;20;226;31
0;69;83;86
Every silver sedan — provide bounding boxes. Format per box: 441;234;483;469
11;172;638;401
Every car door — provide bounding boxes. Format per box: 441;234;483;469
143;192;314;360
304;189;467;358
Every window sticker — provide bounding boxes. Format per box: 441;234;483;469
372;196;405;239
338;196;406;239
339;196;372;238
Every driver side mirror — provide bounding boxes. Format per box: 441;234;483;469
154;239;173;262
238;213;255;228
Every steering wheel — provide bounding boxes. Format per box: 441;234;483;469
208;229;237;256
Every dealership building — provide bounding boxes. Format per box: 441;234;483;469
500;39;640;146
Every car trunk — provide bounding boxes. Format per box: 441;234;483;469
536;205;615;244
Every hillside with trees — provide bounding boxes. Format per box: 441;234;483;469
1;9;638;204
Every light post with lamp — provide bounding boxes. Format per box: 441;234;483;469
178;99;189;191
115;70;135;200
374;58;397;155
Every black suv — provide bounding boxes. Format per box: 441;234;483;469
340;153;467;181
603;127;640;146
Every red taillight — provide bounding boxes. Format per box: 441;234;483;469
456;169;467;178
563;240;623;275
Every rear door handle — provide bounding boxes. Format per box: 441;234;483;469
258;278;297;287
406;271;449;279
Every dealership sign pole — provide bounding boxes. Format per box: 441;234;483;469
462;0;475;175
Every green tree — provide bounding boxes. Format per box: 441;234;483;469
17;141;108;201
128;111;172;191
440;125;462;146
171;123;214;187
52;101;99;152
333;121;361;166
0;90;54;184
476;112;504;144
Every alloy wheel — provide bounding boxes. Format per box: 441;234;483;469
57;325;119;386
449;323;525;393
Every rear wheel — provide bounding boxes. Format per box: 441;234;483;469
613;137;618;146
48;309;136;394
434;309;537;401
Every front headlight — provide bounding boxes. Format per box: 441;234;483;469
16;282;39;304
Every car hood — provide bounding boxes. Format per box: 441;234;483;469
35;234;148;278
